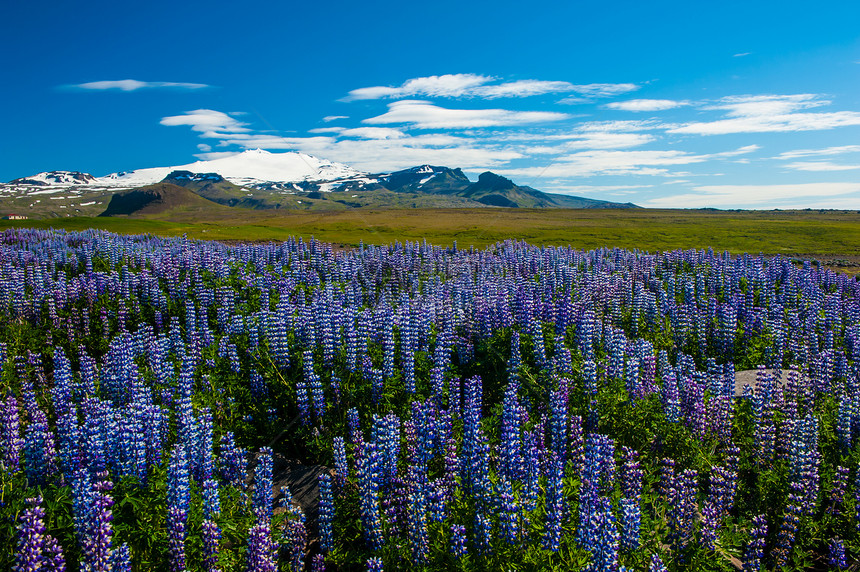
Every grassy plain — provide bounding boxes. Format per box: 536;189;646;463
2;208;858;264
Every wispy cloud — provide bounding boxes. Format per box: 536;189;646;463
496;145;758;178
343;74;639;101
605;99;689;112
70;79;210;91
561;83;640;98
669;94;860;135
543;184;654;196
322;115;349;122
159;109;249;134
783;161;860;172
775;145;860;160
733;52;751;57
363;100;571;129
646;182;860;208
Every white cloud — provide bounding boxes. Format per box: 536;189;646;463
72;79;209;91
646;182;860;208
308;127;345;134
557;96;591;105
363;100;571;129
669;94;860;135
160;109;249;134
471;80;578;98
339;127;406;139
193;151;242;161
733;52;751;57
605;99;689;112
783;161;860;172
496;145;758;178
776;145;860;160
564;83;640;97
344;74;494;100
545;184;654;196
344;74;639;101
574;119;668;132
197;143;212;152
561;132;655;150
322;115;349;122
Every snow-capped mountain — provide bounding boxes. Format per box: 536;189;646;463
3;150;364;193
98;149;364;189
9;171;97;187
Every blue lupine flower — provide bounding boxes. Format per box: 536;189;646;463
743;514;767;571
167;446;190;572
318;473;334;553
15;496;66;572
451;523;468;559
253;447;274;521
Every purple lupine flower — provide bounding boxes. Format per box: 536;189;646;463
828;465;849;515
167;446;190;572
407;460;429;563
246;521;276;572
366;556;383;572
649;552;668;572
110;543;131;572
318;473;334;553
81;473;115;572
201;478;221;572
499;380;523;482
218;431;247;488
620;447;642;500
497;477;519;544
357;442;383;549
542;452;564;552
742;515;767;572
700;465;738;549
473;509;492;555
311;553;325;572
620;497;641;552
332;436;348;488
55;407;81;477
829;539;847;570
548;377;568;464
450;523;467;559
284;515;308;572
586;496;619;571
14;496;66;572
252;447;274;521
1;392;22;472
23;406;57;486
772;485;802;568
347;407;362;445
201;519;221;572
668;468;697;550
428;478;447;523
52;348;74;418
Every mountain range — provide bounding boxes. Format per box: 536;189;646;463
0;149;639;218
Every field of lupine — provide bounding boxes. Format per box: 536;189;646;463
1;228;859;571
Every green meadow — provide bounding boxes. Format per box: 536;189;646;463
3;208;859;264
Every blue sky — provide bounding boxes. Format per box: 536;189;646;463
3;0;860;208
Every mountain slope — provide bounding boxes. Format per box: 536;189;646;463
99;183;228;217
162;171;276;209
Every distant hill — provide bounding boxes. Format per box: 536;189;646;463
162;171;277;209
99;183;226;217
